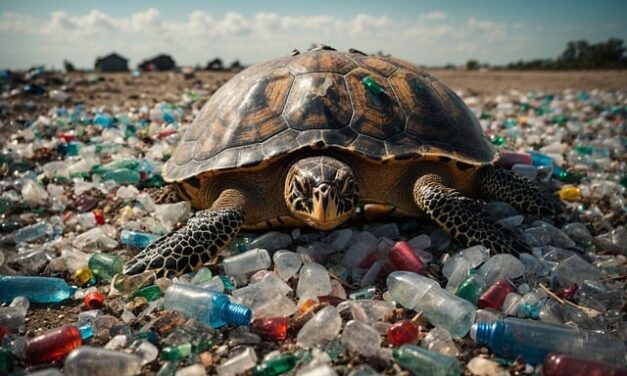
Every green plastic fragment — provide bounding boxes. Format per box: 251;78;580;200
393;345;462;376
0;347;13;372
324;338;345;361
349;286;376;300
490;134;507;147
132;285;163;302
157;361;178;376
362;75;385;96
160;343;192;362
192;338;214;353
219;275;235;291
253;353;299;376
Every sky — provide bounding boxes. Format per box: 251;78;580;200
0;0;625;70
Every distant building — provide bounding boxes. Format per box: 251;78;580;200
95;53;129;72
138;54;176;71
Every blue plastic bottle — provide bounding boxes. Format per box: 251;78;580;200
0;276;77;304
529;151;554;168
120;230;160;248
163;284;251;328
472;317;626;365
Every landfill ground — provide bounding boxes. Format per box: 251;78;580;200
0;67;626;375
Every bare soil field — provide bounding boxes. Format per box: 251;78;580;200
64;69;627;111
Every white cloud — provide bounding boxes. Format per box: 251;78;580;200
420;11;447;21
466;17;506;41
0;8;520;68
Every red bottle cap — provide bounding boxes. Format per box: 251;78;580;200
477;280;513;310
389;241;426;274
84;290;105;309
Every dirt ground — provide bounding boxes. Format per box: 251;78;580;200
63;69;627;111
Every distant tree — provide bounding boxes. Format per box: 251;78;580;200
229;60;243;70
63;60;75;72
466;59;480;70
207;58;224;71
509;38;626;70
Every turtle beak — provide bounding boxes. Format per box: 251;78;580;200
309;183;343;230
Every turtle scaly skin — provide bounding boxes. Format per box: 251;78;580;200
124;48;563;277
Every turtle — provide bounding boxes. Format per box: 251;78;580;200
124;47;563;277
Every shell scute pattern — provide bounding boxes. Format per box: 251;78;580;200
163;50;496;182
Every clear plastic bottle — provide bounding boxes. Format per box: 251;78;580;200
163;284;251;328
223;248;271;276
472;317;626;365
387;271;475;337
64;346;143;376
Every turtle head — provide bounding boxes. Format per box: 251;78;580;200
285;156;358;230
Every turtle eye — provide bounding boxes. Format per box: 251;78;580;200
340;177;353;194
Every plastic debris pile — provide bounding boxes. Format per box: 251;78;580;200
0;69;625;375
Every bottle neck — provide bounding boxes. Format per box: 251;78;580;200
474;321;495;345
223;302;252;326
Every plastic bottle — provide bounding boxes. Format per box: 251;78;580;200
543;353;627;376
0;297;29;330
120;230;160;248
216;347;257;376
297;306;342;348
64;346;143;376
0;276;77;304
222;248;272;276
296;262;332;298
393;344;462;376
341;320;381;357
472;317;626;365
454;270;486;305
25;325;84;363
387;271;475;338
163;284;251;328
88;253;123;282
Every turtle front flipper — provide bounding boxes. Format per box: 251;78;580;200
124;190;246;277
478;167;564;215
413;174;529;255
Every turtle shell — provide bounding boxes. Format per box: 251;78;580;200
164;50;496;182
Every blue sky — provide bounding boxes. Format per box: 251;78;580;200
0;0;625;69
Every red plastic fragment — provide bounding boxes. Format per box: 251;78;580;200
92;209;105;225
252;317;289;341
555;283;578;299
387;319;419;347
